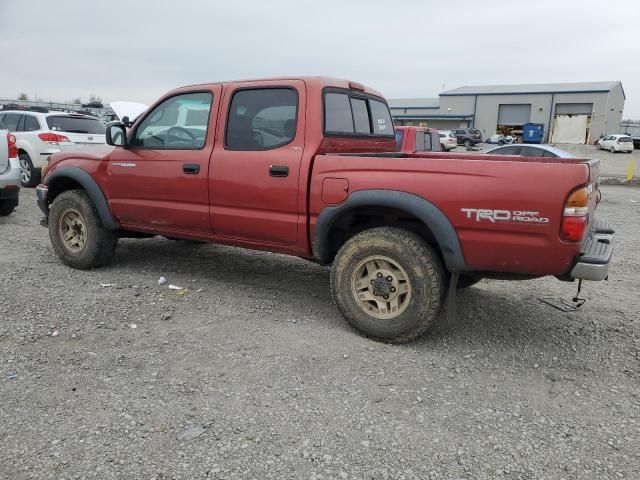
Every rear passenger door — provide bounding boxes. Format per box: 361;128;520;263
210;81;305;245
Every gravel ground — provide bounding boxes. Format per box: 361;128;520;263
1;186;639;480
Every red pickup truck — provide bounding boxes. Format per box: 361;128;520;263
36;77;614;343
395;126;441;153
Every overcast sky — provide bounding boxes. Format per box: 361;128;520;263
1;0;639;117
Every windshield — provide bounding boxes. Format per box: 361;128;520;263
46;116;106;134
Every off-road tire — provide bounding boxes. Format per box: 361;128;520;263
48;189;118;269
19;152;39;188
457;274;482;289
0;203;15;216
330;227;446;343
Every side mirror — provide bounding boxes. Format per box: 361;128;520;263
106;124;127;147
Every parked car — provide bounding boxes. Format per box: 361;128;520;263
36;77;613;343
597;134;634;153
451;128;482;147
439;131;457;151
395;126;441;153
0;109;106;187
485;144;575;158
0;119;21;215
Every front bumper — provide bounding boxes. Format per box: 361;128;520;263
570;219;614;281
36;184;49;216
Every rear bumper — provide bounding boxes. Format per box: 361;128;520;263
36;183;49;216
569;219;614;281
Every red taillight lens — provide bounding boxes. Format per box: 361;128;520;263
7;133;18;158
38;132;70;144
561;186;590;242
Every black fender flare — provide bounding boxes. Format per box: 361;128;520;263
312;189;466;272
46;166;119;230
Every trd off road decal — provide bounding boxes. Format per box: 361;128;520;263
461;208;550;224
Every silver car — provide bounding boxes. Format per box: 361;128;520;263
0;119;21;215
485;144;575;158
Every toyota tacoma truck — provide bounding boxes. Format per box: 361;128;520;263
35;77;614;343
395;126;441;153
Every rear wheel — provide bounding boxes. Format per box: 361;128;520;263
610;146;616;153
330;227;446;343
464;139;472;147
48;189;118;269
19;153;39;188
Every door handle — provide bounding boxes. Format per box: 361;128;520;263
183;163;200;174
269;165;289;177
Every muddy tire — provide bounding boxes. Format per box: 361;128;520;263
330;227;446;343
457;274;482;289
48;189;118;269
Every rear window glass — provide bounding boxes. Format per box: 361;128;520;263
0;120;5;130
2;113;22;131
351;98;370;134
46;116;106;134
415;131;426;151
24;115;40;131
619;136;632;142
325;93;354;134
395;130;404;150
369;100;393;135
324;91;394;137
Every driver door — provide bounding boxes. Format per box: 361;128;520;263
106;87;221;234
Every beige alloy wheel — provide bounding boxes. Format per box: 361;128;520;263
58;208;88;252
351;255;411;319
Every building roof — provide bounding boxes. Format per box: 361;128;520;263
388;98;440;109
441;81;624;97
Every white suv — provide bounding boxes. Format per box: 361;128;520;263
0;109;106;187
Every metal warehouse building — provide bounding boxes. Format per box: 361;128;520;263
389;81;625;144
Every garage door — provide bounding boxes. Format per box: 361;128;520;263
555;103;593;115
497;104;532;125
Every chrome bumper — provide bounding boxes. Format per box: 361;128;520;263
570;220;614;281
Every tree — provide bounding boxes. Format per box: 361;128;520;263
71;97;82;104
88;94;102;103
18;93;28;101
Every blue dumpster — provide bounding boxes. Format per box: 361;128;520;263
522;123;544;144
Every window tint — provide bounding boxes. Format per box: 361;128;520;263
425;132;434;150
0;119;5;130
226;88;298;151
16;115;25;132
415;131;426;151
134;92;212;149
325;93;354;134
47;116;106;134
491;145;521;155
541;149;559;157
619;136;632;142
23;115;40;131
395;130;404;150
520;146;544;157
369;99;393;135
351;98;370;134
3;113;21;131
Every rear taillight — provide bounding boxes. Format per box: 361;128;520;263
7;133;18;158
561;186;589;242
38;132;70;144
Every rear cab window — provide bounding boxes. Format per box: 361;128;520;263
323;88;394;138
394;130;404;150
47;115;106;134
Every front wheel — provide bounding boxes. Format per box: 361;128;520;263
48;189;118;269
610;146;616;153
330;227;446;343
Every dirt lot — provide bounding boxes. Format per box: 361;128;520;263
1;186;639;480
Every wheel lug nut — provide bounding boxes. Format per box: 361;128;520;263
370;279;374;285
386;276;393;282
376;272;383;278
390;287;396;293
383;295;389;300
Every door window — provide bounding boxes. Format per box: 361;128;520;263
226;88;298;151
133;92;212;149
492;145;521;155
2;113;22;131
520;146;544;157
415;131;426;151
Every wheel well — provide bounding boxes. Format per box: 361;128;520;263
17;148;27;155
324;206;440;262
47;177;83;204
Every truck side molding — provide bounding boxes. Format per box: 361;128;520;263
313;189;467;272
46;166;119;230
